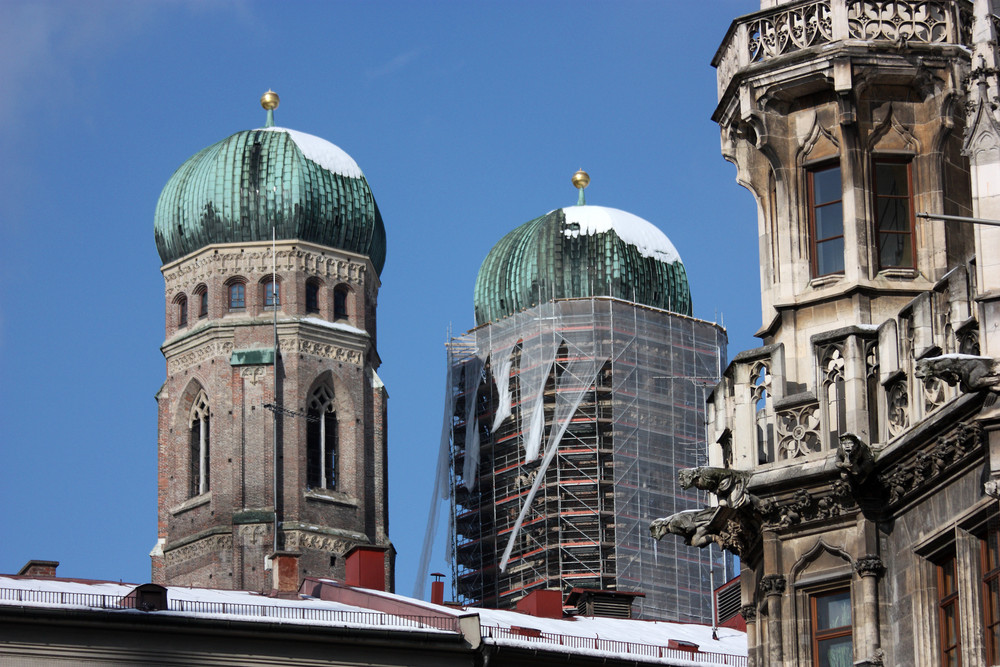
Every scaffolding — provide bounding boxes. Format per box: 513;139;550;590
445;296;728;622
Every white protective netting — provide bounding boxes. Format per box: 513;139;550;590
440;297;727;622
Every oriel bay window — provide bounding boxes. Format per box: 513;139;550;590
811;588;852;667
808;164;844;277
873;159;914;270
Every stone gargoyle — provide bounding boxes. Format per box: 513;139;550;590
649;507;719;548
677;466;755;510
915;355;1000;393
834;432;875;486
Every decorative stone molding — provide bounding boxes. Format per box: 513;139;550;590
279;338;364;366
740;604;757;623
759;574;786;596
776;403;821;459
236;523;269;546
764;482;856;529
854;554;886;578
168;341;235;373
915;354;1000;393
240;366;267;385
164;534;233;567
283;530;354;555
985;479;1000;499
878;422;984;504
886;379;910;437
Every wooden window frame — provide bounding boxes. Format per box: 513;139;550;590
264;280;280;310
807;163;845;278
810;588;852;667
937;553;962;667
872;158;915;271
984;523;1000;664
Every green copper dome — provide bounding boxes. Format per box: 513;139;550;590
474;205;691;325
154;126;385;273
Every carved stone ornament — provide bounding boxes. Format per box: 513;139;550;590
886;379;910;437
776;403;821;459
164;534;233;567
985;479;1000;499
763;483;857;530
854;554;886;578
677;466;754;509
168;341;235;373
759;574;786;596
915;355;1000;393
649;507;719;549
740;603;757;623
878;422;984;504
835;432;875;486
280;338;364;366
240;366;267;385
283;530;353;555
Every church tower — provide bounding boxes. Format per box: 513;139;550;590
150;92;392;592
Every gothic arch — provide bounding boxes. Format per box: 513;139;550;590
790;539;854;583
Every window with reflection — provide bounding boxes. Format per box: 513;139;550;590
808;165;844;277
229;283;245;310
811;589;852;667
178;296;188;327
873;159;914;269
199;290;208;318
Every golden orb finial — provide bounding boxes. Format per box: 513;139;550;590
572;169;590;190
260;90;280;111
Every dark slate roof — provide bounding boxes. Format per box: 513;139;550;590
154;127;385;273
474;205;691;325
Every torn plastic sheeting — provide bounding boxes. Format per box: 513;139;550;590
499;355;604;572
489;347;515;431
462;354;486;491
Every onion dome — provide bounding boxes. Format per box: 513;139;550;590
474;172;690;325
154;92;385;273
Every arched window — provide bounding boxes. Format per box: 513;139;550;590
189;390;210;497
194;284;208;319
228;282;246;310
305;279;321;314
334;286;349;320
177;295;188;327
307;385;337;490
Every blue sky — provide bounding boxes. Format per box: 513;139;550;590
0;0;761;598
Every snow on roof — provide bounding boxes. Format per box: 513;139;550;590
301;316;368;336
261;127;364;179
559;205;682;264
0;576;746;665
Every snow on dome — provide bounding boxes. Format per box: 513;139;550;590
261;126;363;178
561;205;681;264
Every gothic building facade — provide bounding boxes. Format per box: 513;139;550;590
446;177;730;622
150;94;393;592
654;0;1000;665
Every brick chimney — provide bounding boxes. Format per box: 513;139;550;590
270;551;301;597
344;545;388;591
17;560;59;578
430;572;445;605
515;589;564;619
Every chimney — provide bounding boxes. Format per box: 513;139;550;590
515;589;564;619
344;545;388;591
430;572;445;605
270;551;301;596
17;560;59;578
